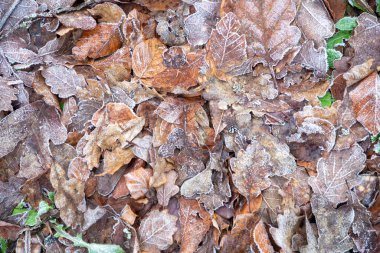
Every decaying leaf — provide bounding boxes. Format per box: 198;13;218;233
349;72;380;135
50;162;86;228
0;78;18;112
253;220;275;253
138;209;177;251
311;195;355;253
0;0;38;32
156;170;179;206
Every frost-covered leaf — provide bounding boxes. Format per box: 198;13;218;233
41;65;87;98
156;170;179;206
349;72;380;135
293;40;328;78
57;11;97;30
296;0;335;47
180;168;213;198
308;144;366;206
206;12;248;80
221;0;301;67
0;0;37;32
50;162;86;228
0;101;67;158
253;220;275;253
0;78;18;112
72;24;122;60
311;195;354;253
125;167;152;199
184;0;220;46
178;198;211;253
349;13;380;67
138;209;177;251
37;0;76;11
0;177;24;219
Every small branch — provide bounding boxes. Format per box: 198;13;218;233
0;0;22;31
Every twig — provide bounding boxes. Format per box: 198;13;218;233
0;0;22;31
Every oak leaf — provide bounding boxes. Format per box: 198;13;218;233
138;209;177;251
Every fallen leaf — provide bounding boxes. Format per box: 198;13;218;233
156;170;179;206
308;144;366;206
102;147;134;175
311;195;354;253
349;72;380;135
125;167;153;199
0;177;24;219
72;23;122;60
138;209;177;251
296;0;335;47
178;198;212;253
57;11;97;30
0;78;18;112
41;65;87;98
206;12;249;80
253;220;275;253
180;168;213;198
0;0;37;32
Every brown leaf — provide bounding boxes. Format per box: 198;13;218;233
0;177;24;219
0;78;18;112
156;170;179;206
296;0;335;47
50;162;86;228
102;147;135;176
206;12;249;80
82;102;144;169
184;0;220;46
121;204;137;225
269;209;302;253
0;0;37;32
138;209;178;251
311;195;354;253
253;220;275;253
308;144;366;206
88;2;126;23
221;0;301;68
132;38;167;80
72;23;122;60
323;0;347;21
135;0;180;11
0;221;21;240
125;167;153;199
57;11;97;30
349;13;380;67
0;101;67;158
123;9;156;48
152;49;206;92
349;72;380;135
180;168;213;198
67;157;90;182
292;40;328;78
178;198;212;253
41;65;87;98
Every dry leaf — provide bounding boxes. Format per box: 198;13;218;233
138;209;178;251
57;11;97;30
0;78;18;112
125;167;153;199
308;144;366;206
349;72;380;135
102;147;134;175
156;170;179;206
253;220;275;253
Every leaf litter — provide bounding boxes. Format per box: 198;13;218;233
0;0;380;252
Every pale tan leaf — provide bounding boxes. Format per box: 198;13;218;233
156;170;179;206
125;167;153;199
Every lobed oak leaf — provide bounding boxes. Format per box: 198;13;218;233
296;0;335;47
349;72;380;135
156;170;179;206
269;209;303;253
221;0;301;69
50;162;86;228
184;0;220;46
125;167;153;199
206;12;249;80
178;198;212;253
41;65;87;98
311;195;354;253
0;78;18;112
138;209;178;251
72;23;122;60
308;144;366;206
